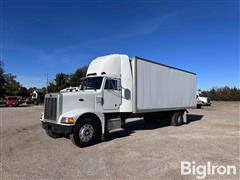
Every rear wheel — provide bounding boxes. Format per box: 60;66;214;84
171;111;184;126
70;118;101;147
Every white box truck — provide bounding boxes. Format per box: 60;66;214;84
41;54;196;147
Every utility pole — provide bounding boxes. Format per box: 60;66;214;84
45;73;48;94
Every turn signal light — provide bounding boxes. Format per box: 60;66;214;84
66;117;74;124
61;117;74;124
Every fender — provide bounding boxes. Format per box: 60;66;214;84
59;109;105;135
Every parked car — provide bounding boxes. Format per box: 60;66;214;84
196;91;211;109
5;96;20;107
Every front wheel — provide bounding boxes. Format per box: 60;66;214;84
70;118;101;147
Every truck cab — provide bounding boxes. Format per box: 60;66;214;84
41;54;133;147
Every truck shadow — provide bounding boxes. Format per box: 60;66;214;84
104;114;203;141
187;114;204;123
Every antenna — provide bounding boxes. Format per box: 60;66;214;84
45;73;48;94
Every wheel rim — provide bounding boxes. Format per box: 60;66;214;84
79;124;94;142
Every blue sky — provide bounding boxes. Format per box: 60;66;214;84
0;0;239;89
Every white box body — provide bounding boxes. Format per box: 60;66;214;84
132;57;196;113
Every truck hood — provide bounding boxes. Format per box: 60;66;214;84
61;91;102;115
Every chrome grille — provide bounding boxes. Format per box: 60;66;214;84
44;97;57;121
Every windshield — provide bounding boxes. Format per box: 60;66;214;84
80;77;103;90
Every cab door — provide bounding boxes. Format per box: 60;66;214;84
103;78;122;110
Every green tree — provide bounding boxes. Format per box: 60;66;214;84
18;87;28;98
3;74;21;96
208;88;217;100
0;61;5;97
69;66;87;87
47;82;57;93
229;87;240;101
46;66;88;93
55;73;70;92
205;86;240;101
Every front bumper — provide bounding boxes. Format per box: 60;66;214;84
42;121;73;135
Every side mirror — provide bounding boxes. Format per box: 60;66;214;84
124;89;131;100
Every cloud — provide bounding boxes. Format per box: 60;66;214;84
53;11;179;53
88;11;178;43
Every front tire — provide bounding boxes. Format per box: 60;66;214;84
70;118;101;147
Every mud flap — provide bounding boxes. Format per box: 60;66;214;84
101;134;105;141
183;110;188;124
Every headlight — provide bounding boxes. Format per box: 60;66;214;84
61;117;75;124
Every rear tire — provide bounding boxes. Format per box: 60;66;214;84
171;111;183;126
70;118;101;147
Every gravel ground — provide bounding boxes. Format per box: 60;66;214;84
0;101;239;179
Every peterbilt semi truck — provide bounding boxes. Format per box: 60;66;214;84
41;54;196;147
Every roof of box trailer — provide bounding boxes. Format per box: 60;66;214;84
90;54;196;75
133;56;196;75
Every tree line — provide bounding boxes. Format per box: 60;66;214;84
0;60;239;100
200;86;240;101
0;61;26;98
0;60;87;99
47;66;87;92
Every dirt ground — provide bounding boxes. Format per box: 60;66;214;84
0;101;239;179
